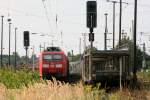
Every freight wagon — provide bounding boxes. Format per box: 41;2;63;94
81;48;130;83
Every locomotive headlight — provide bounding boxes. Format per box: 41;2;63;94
43;64;49;68
56;64;62;68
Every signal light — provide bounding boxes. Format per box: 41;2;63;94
24;31;30;46
87;1;97;28
89;33;94;42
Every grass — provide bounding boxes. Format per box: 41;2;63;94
0;78;149;100
0;78;118;100
0;68;40;89
0;68;150;100
137;69;150;82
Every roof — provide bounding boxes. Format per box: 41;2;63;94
46;47;62;52
85;49;129;57
39;47;65;55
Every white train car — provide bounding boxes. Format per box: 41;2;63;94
69;61;81;75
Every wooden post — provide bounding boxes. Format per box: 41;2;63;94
89;50;92;82
119;57;122;91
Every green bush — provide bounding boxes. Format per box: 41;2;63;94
0;68;40;89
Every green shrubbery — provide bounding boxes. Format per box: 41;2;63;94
137;69;150;81
0;68;40;89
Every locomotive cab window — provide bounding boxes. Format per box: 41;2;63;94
43;55;52;61
53;55;62;60
43;54;62;61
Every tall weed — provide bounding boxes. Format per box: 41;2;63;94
0;68;40;89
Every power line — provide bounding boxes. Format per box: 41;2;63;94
128;2;150;8
0;6;50;18
55;0;59;35
43;0;59;35
42;0;53;33
46;0;56;22
104;2;129;24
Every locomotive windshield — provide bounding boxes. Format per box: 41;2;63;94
43;54;62;61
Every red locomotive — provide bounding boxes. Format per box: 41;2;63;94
39;47;69;79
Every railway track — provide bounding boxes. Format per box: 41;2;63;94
42;73;81;84
66;74;81;83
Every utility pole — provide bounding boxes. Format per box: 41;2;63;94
8;18;11;66
104;13;108;50
51;40;54;47
79;38;81;55
39;44;42;52
142;43;146;69
44;42;46;50
14;27;17;70
122;29;124;36
122;29;127;39
61;31;63;47
71;50;73;62
82;33;87;50
89;28;94;48
133;0;137;81
107;1;117;49
107;0;128;47
118;0;128;46
113;1;116;49
1;16;4;68
25;46;28;65
32;45;35;71
119;0;122;46
131;20;134;41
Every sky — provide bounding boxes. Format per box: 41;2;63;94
0;0;150;57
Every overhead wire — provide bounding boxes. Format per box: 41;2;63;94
47;0;55;21
128;2;150;8
0;7;86;29
1;1;150;18
7;0;11;18
41;0;53;34
3;0;149;38
1;1;149;20
42;0;61;46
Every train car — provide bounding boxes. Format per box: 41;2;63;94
39;47;69;79
69;61;82;75
81;49;130;83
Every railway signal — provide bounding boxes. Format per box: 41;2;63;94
87;1;97;28
23;31;30;65
24;31;30;47
89;33;94;42
86;1;97;48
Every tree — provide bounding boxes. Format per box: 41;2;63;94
11;52;21;66
67;52;71;57
116;37;143;70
